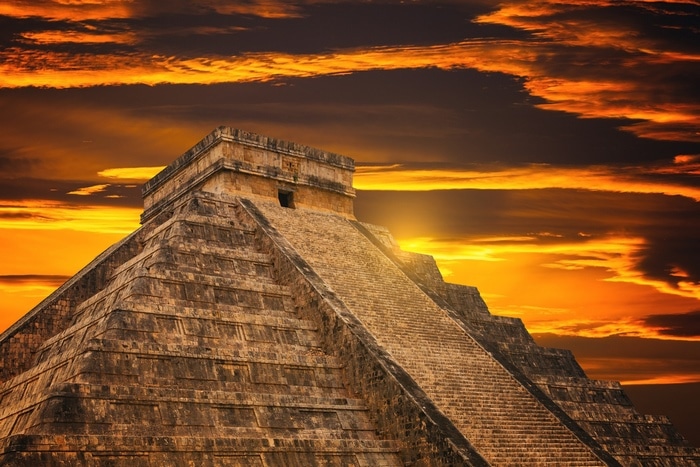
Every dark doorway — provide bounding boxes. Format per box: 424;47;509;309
278;190;295;208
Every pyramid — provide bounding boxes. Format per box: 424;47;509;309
0;127;697;466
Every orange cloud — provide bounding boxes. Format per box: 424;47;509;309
67;184;111;196
0;200;140;234
97;158;700;201
0;1;132;21
0;0;301;21
98;167;165;181
354;163;700;201
20;30;138;46
577;357;700;385
473;1;700;142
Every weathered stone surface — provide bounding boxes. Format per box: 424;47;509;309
0;128;698;466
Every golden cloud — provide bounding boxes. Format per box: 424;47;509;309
98;167;166;181
97;159;700;202
575;356;700;385
67;184;111;196
353;163;700;201
20;30;138;46
0;200;140;234
0;0;301;21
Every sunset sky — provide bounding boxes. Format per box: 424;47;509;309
1;0;699;443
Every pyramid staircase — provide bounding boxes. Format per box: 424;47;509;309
0;194;402;465
245;198;612;466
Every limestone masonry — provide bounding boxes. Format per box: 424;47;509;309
0;127;697;466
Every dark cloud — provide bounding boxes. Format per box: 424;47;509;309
633;196;700;288
533;333;700;367
642;310;700;338
2;3;503;59
0;274;69;286
533;333;700;447
0;211;46;220
0;178;141;207
134;2;505;56
0;154;39;176
3;68;696;169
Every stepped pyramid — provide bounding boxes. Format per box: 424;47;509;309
0;127;698;466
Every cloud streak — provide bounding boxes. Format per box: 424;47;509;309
0;0;302;21
354;161;700;201
642;310;700;338
0;274;69;287
0;200;140;234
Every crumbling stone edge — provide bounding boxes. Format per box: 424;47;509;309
239;199;489;466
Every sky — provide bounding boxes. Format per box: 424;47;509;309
1;0;699;444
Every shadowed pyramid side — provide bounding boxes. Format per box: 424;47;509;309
0;193;402;466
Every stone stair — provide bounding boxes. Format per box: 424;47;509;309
247;198;610;466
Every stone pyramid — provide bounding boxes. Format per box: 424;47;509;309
0;127;697;466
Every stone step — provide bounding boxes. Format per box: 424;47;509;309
120;272;294;311
36;306;318;357
1;435;402;452
65;275;295;329
131;268;291;297
54;382;368;409
0;434;402;466
111;245;276;284
74;337;341;368
9;386;377;438
0;362;349;425
0;374;361;416
4;336;345;396
599;441;700;458
164;220;257;249
122;295;296;319
148;249;276;282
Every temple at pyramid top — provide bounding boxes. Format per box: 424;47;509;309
141;126;356;223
